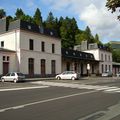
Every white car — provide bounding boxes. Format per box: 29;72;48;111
1;72;25;83
116;72;120;77
101;71;112;77
56;71;79;80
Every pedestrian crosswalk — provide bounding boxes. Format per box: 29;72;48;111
32;81;120;94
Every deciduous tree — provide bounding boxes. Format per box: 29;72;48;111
106;0;120;19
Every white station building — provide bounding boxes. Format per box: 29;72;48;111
0;18;61;77
0;18;113;77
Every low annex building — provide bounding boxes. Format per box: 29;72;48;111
0;18;61;77
62;48;99;76
74;41;113;75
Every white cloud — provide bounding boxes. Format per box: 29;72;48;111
26;0;36;8
80;2;120;42
42;0;120;43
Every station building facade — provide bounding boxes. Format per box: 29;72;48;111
0;18;113;77
0;18;61;77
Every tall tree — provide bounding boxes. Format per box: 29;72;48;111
85;26;94;43
33;8;42;26
60;17;78;48
0;9;6;19
75;30;86;45
106;0;120;19
21;15;33;23
45;12;55;29
94;34;101;44
15;8;25;19
112;49;120;62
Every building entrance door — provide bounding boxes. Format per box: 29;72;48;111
3;62;9;75
41;59;46;77
81;63;83;76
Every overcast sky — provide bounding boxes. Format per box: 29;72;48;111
1;0;120;43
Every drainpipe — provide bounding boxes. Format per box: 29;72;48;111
15;30;20;72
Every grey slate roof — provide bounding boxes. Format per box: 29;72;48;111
8;20;59;38
62;48;96;61
0;18;59;38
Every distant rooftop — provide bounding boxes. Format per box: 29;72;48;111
110;41;120;49
74;41;111;52
110;41;120;44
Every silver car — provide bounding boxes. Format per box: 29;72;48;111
56;71;80;80
102;71;112;77
1;72;25;83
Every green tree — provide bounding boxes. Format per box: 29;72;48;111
60;17;78;48
85;26;94;43
0;9;6;19
33;8;42;26
94;34;102;44
112;49;120;62
15;8;25;19
104;42;112;51
106;0;120;19
21;15;33;23
45;12;55;29
6;16;13;22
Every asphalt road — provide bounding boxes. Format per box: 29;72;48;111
0;79;120;120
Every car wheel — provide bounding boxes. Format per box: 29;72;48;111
57;76;61;80
71;77;75;80
13;79;18;83
1;78;5;82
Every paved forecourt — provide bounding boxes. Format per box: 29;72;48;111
31;81;120;94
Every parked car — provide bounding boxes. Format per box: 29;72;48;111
116;72;120;77
1;72;25;83
101;71;112;77
56;71;80;80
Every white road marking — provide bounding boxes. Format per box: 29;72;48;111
0;90;96;113
105;88;120;92
0;86;49;92
32;81;120;94
79;101;120;120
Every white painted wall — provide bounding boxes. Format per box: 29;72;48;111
0;52;17;74
0;30;20;51
0;29;61;75
84;49;112;74
19;30;61;75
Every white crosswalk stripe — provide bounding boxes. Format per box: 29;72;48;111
31;81;120;94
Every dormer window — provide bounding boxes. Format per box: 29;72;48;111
50;32;53;36
66;51;68;54
73;52;75;55
28;25;31;30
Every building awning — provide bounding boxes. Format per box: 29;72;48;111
113;62;120;66
62;48;99;62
